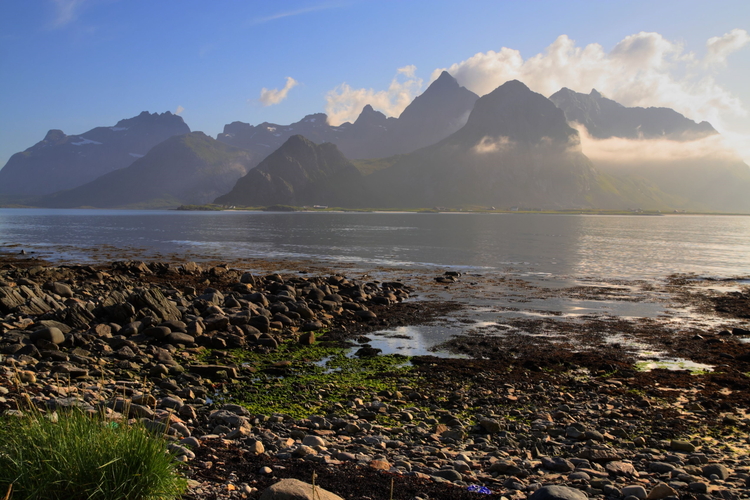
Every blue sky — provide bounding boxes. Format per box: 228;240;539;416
1;0;749;168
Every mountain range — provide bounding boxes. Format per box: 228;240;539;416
216;71;478;164
549;88;716;140
2;73;748;213
0;111;189;199
38;133;255;209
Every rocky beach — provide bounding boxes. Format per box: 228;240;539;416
1;253;749;500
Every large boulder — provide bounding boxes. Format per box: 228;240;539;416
529;485;588;500
259;478;344;500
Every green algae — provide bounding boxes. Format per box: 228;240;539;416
199;339;419;420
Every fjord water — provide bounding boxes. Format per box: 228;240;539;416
1;209;749;279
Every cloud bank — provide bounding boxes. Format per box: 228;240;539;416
573;123;742;167
435;31;749;131
325;66;423;126
259;77;299;106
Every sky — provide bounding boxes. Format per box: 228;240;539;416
1;0;749;169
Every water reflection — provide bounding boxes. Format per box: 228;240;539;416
1;209;749;279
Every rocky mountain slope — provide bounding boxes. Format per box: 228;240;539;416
214;81;727;211
38;132;254;209
550;88;750;212
361;81;625;209
0;111;190;197
214;135;366;207
549;88;716;140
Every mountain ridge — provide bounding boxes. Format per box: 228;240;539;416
38;132;254;209
0;111;190;196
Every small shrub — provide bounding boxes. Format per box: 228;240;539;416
0;407;187;500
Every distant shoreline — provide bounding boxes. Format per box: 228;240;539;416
2;204;749;216
171;204;750;216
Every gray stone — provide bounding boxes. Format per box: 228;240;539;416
528;485;588;500
164;332;195;345
671;439;696;452
688;482;708;493
649;462;676;474
128;288;181;322
51;282;74;298
259;478;344;500
542;456;575;472
31;326;65;345
247;439;265;454
647;483;678;500
158;396;184;411
180;436;201;448
605;461;638;476
302;435;327;447
433;469;463;481
622;485;648;499
479;417;502;433
702;463;730;480
568;471;590;481
144;326;171;339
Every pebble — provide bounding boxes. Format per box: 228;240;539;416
1;259;748;500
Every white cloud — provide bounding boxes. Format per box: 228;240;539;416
175;106;185;116
51;0;88;27
325;65;423;126
472;136;514;155
258;77;299;106
434;30;750;158
573;123;742;166
705;29;750;67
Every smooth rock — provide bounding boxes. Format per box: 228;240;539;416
702;463;730;480
647;483;678;500
259;478;344;500
31;327;65;345
621;485;648;499
528;485;588;500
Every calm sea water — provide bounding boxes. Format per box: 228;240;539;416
1;209;749;279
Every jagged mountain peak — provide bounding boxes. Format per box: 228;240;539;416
460;79;577;145
42;129;67;143
0;111;191;196
549;86;716;140
428;70;460;90
215;134;360;207
352;105;391;128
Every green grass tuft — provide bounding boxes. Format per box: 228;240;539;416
0;407;187;500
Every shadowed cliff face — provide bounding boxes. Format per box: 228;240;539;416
38;132;255;209
549;88;750;213
0;112;190;196
362;80;608;209
549;87;716;140
215;135;365;207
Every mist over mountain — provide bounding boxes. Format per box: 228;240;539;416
549;88;750;212
361;80;613;209
2;74;748;213
549;88;716;140
216;72;477;164
0;112;190;197
38;132;254;209
215;135;366;207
